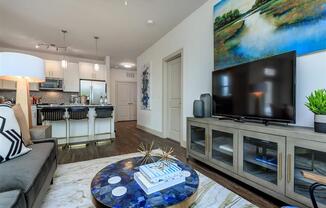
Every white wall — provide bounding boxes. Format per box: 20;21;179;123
110;68;137;106
137;0;326;146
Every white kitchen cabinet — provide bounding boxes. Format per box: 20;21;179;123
95;65;106;80
29;83;39;91
63;62;80;92
79;62;92;79
45;60;64;78
0;80;38;91
79;62;106;81
0;80;16;90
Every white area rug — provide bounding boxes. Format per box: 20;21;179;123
41;150;257;208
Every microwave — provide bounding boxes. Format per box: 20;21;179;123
39;78;63;91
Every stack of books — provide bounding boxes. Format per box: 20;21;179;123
134;161;185;195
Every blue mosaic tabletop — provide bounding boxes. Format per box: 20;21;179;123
91;156;199;208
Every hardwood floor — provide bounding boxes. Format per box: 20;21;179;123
58;121;285;208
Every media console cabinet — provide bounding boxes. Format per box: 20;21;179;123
187;117;326;208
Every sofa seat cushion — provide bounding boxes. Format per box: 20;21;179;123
0;142;56;207
0;190;26;208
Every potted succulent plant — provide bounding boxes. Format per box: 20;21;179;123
305;89;326;133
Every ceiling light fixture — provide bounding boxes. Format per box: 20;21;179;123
120;62;135;69
61;30;68;69
124;0;128;6
147;19;154;24
94;36;100;71
35;44;40;49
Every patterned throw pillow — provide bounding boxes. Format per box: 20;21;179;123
0;129;31;163
0;104;31;163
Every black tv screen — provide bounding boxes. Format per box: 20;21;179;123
212;51;296;123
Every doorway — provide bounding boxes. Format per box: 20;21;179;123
116;82;137;121
163;51;183;143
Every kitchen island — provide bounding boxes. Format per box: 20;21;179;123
37;104;115;145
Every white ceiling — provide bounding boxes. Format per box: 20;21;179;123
0;0;208;69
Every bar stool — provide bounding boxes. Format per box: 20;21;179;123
94;106;114;142
40;107;68;144
67;107;89;147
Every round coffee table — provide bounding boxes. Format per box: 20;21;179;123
91;156;199;208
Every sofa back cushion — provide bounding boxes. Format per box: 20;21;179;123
12;104;33;146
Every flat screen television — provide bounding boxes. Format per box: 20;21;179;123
212;51;296;123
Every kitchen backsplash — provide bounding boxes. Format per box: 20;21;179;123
0;90;78;104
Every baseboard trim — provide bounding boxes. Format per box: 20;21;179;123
136;124;164;138
180;140;186;148
137;125;188;149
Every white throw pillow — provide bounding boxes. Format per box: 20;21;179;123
0;129;31;163
0;104;21;132
0;104;31;163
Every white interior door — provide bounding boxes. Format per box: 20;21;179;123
129;82;137;120
116;82;137;121
167;57;181;142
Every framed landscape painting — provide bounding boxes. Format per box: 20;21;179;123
214;0;326;69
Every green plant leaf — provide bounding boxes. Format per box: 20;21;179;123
305;89;326;115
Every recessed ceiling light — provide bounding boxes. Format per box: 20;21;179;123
35;44;40;49
147;19;154;24
120;62;135;69
124;0;128;6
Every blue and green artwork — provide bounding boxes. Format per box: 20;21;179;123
214;0;326;69
141;64;151;110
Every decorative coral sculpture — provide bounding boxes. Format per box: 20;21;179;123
158;146;174;169
137;141;155;165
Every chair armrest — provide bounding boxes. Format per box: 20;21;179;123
302;171;326;185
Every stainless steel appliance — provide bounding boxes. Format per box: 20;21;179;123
80;80;107;105
39;78;63;91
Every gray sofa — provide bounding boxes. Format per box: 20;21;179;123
0;126;56;208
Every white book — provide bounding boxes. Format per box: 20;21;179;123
134;172;185;195
139;161;182;183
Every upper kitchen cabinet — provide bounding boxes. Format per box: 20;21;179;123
63;62;80;92
79;62;106;81
29;83;39;91
0;80;16;90
45;60;64;78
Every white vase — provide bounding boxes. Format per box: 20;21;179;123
314;114;326;133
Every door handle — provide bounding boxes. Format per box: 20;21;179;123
287;154;292;184
278;152;283;181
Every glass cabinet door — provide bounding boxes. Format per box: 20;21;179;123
210;126;237;172
239;130;286;194
286;138;326;208
188;122;208;158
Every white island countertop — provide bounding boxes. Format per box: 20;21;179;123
37;104;114;108
37;104;115;145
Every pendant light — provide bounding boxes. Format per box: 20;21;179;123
94;36;99;71
61;30;68;69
